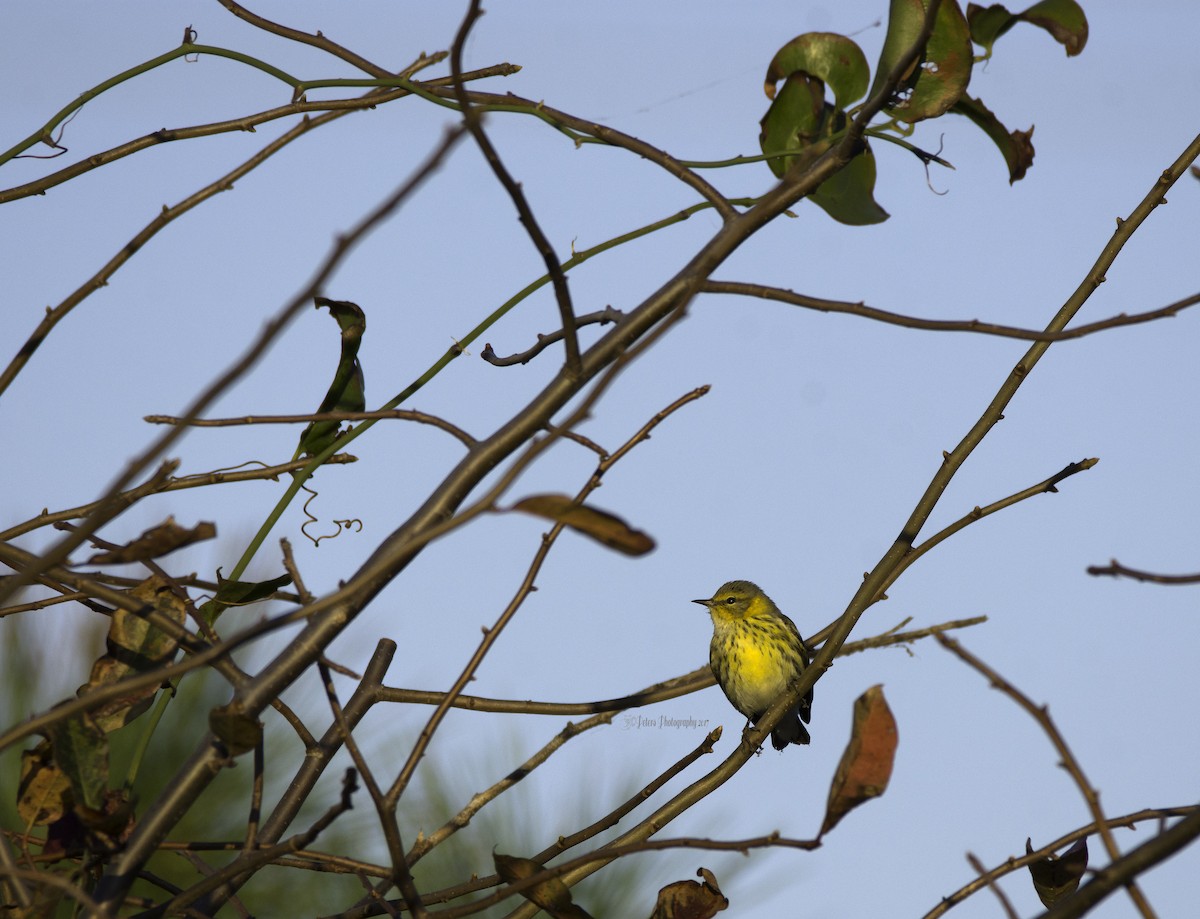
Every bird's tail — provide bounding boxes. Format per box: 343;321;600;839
771;714;812;750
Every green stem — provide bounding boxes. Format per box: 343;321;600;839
0;44;313;166
123;681;175;789
218;195;762;602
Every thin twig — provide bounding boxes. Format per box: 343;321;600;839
0;63;512;204
1085;560;1200;584
0;866;102;915
0;590;89;618
0;125;466;611
0;455;355;543
144;410;475;447
418;85;738;221
1026;811;1200;919
318;663;427;918
924;806;1199;918
406;711;617;865
480;307;625;366
967;852;1019;919
864;458;1098;605
148;770;360;917
936;634;1158;919
449;0;581;375
701;281;1200;343
379;615;987;716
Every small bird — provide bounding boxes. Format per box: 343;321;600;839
694;580;813;750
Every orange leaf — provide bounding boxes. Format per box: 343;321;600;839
820;684;898;836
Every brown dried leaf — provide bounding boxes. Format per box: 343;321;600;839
87;516;216;564
820;684;898;836
512;494;655;556
78;575;186;732
17;739;71;827
650;866;729;919
494;852;594;919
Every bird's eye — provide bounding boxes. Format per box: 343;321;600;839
725;597;737;605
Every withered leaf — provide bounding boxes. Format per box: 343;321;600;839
78;575;186;733
87;517;215;565
494;852;594;919
18;739;72;827
820;684;898;836
650;866;728;918
511;494;655;556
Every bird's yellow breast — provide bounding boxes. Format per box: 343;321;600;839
733;633;784;683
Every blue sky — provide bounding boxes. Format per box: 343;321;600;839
2;2;1199;916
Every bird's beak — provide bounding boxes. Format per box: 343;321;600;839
692;598;711;608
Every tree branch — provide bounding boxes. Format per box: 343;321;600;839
936;634;1157;918
1086;560;1200;584
0;126;466;611
924;805;1199;918
145;410;475;447
702;281;1200;342
449;1;582;375
481;307;625;366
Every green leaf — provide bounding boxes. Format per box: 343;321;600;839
951;94;1035;182
967;1;1088;58
198;570;292;625
298;297;367;459
1027;836;1088;906
210;702;264;757
765;33;870;110
511;494;655;556
966;3;1016;53
810;142;889;225
77;576;187;732
1021;0;1088;55
870;0;973;123
759;72;827;178
211;570;293;606
46;714;108;813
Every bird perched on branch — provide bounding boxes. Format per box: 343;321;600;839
694;580;813;750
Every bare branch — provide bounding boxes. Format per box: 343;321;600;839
378;615;987;716
1086;560;1200;584
865;458;1098;605
967;852;1020;919
449;0;581;375
419;85;739;221
702;281;1200;342
145;409;475;447
1028;810;1200;919
0;126;466;609
0;455;355;543
936;635;1158;918
148;770;361;916
425;833;819;919
406;712;616;864
481;307;625;366
0;64;514;204
925;806;1199;918
383;384;708;809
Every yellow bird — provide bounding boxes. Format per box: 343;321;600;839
694;580;813;749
